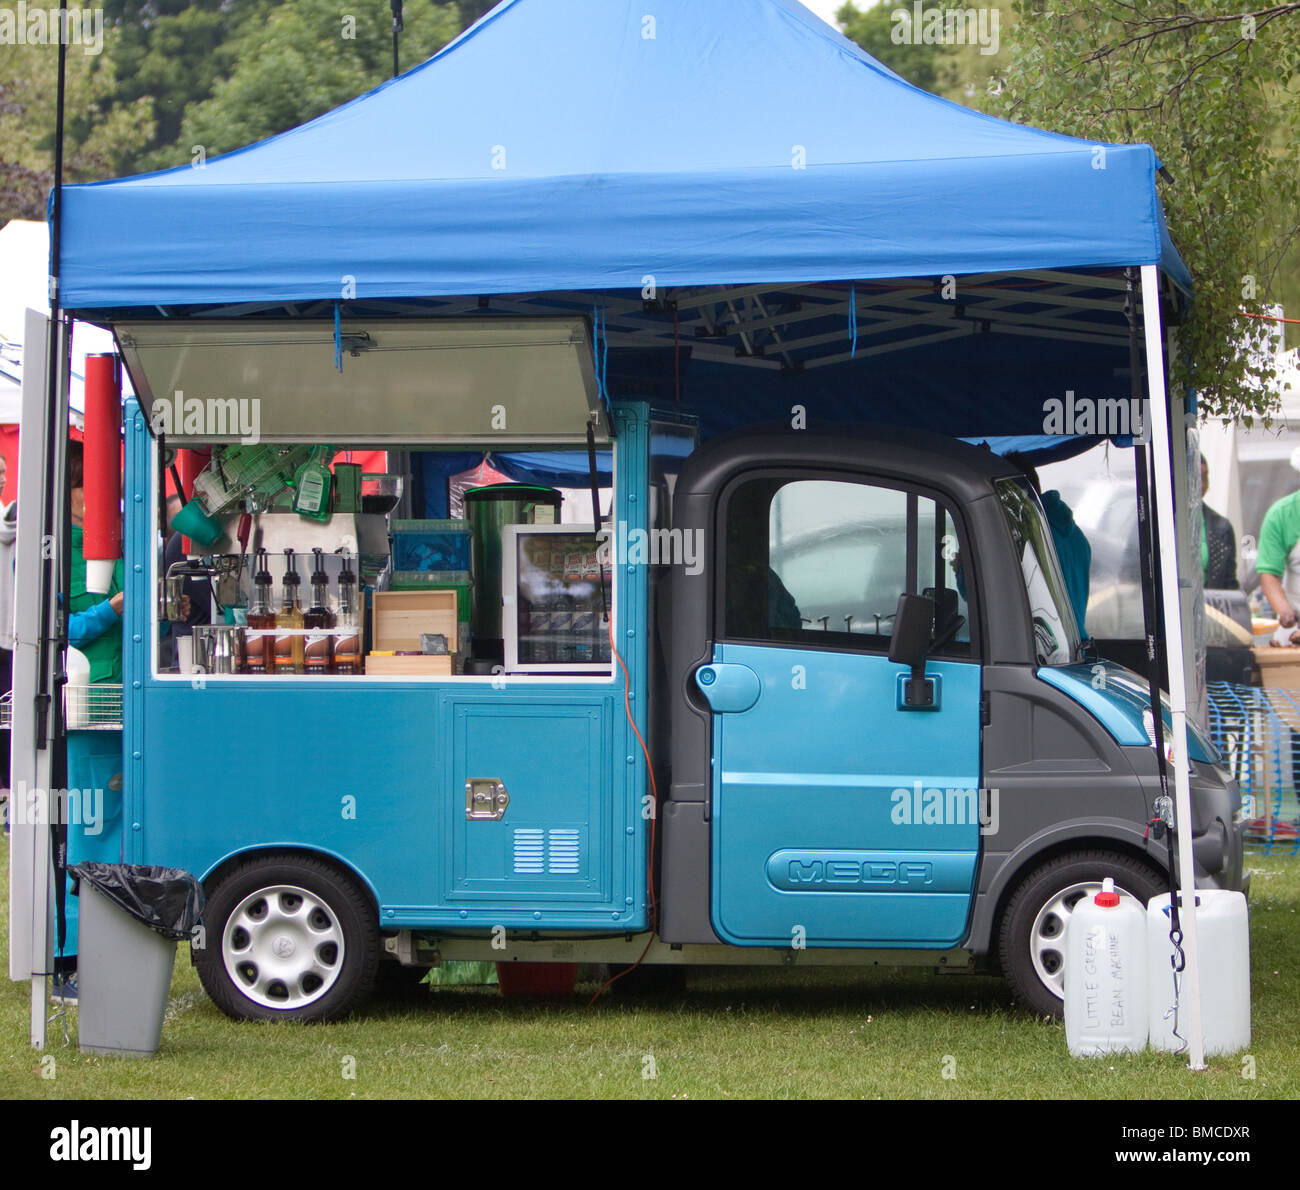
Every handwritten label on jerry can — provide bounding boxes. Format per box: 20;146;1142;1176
1065;878;1149;1057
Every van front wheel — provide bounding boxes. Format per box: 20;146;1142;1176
998;850;1165;1018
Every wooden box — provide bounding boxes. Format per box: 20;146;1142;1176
364;653;453;676
371;589;459;653
368;590;458;676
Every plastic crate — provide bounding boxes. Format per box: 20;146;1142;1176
392;520;473;574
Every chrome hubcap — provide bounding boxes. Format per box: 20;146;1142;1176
222;884;344;1010
1030;880;1142;1001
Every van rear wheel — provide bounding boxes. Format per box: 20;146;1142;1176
195;853;379;1022
998;850;1164;1019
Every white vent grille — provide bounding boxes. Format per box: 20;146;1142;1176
513;829;545;874
512;828;581;875
548;829;580;875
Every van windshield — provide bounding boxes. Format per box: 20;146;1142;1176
996;478;1081;666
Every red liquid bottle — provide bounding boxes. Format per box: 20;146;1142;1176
244;549;276;675
275;549;305;675
333;549;360;675
303;547;336;674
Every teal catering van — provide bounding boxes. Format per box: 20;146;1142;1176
32;315;1240;1023
13;0;1233;1038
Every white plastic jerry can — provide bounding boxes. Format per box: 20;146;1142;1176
1064;878;1149;1056
1147;890;1251;1056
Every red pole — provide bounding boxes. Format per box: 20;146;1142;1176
82;353;121;593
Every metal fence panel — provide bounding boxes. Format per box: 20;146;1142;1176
1208;681;1300;855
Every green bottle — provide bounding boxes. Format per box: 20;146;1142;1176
293;447;334;522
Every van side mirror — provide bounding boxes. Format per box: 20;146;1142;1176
890;593;937;709
890;593;934;669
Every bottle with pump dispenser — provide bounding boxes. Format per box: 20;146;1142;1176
275;549;305;674
333;549;360;675
304;547;337;674
244;550;277;675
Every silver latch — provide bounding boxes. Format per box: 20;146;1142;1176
465;778;509;821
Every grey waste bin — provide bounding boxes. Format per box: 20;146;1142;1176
70;863;204;1058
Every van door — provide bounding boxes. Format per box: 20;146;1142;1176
700;474;982;947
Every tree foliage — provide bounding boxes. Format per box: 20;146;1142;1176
0;33;154;220
102;0;261;168
836;0;1010;104
158;0;461;170
457;0;498;27
0;1;469;217
997;2;1300;417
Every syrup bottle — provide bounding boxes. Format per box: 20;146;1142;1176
244;549;276;675
275;548;305;674
304;547;336;674
333;549;360;675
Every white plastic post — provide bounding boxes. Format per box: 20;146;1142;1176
1141;264;1206;1071
9;311;57;1047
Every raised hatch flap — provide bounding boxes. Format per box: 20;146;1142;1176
114;317;608;446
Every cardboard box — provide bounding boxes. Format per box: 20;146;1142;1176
365;653;453;676
1253;646;1300;691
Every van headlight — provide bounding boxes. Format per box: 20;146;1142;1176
1142;707;1176;764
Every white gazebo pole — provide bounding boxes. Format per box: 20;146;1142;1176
1141;264;1206;1070
9;309;65;1050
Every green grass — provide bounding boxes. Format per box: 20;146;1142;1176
2;840;1297;1100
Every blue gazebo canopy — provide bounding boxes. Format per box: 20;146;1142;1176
56;0;1189;448
59;0;1187;309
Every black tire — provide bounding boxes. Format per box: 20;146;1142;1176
195;853;379;1023
998;849;1165;1019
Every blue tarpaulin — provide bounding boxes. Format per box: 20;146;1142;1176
57;0;1188;311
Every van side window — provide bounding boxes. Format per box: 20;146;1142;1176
723;476;972;657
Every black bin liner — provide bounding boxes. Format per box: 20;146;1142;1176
70;862;204;942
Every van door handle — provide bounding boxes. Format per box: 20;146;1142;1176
695;663;761;713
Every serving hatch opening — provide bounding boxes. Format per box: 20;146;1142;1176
113;316;609;448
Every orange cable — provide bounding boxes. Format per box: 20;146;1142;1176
587;609;661;1006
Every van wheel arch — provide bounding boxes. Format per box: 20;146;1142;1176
996;847;1166;1018
983;835;1164;967
194;849;380;1022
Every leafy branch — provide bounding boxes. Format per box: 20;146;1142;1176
1080;3;1300;63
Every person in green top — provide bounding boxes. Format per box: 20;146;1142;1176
68;440;126;682
56;440;127;1001
1255;448;1300;627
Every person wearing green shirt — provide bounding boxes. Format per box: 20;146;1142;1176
1256;449;1300;628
